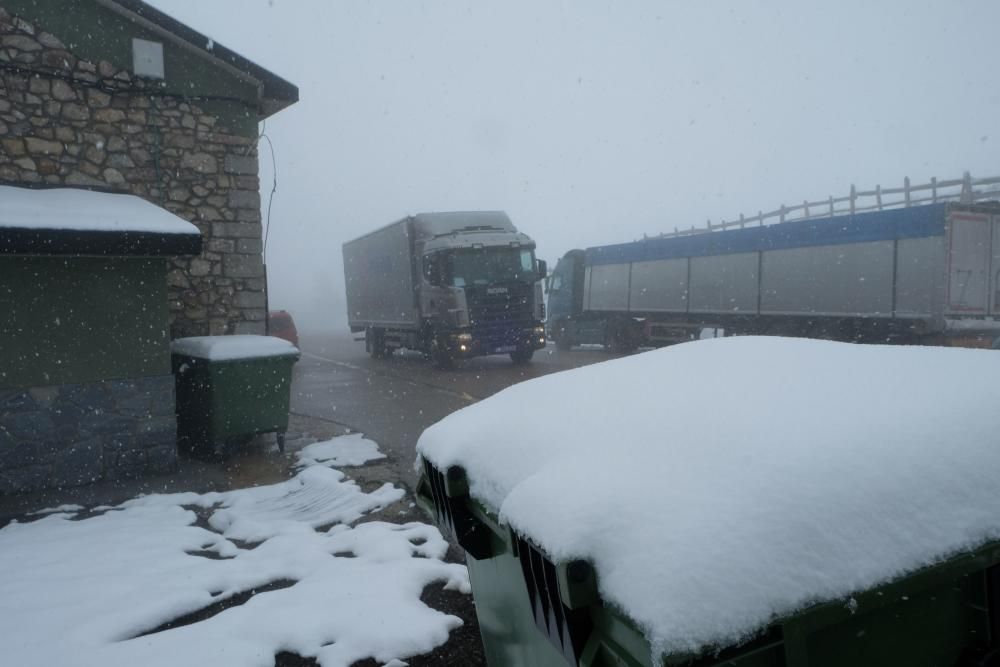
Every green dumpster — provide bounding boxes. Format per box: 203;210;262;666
171;335;299;458
416;459;1000;667
414;338;1000;667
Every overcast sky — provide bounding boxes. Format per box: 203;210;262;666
149;0;1000;331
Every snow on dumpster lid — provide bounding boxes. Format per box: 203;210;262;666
416;337;1000;657
171;335;299;361
0;185;201;256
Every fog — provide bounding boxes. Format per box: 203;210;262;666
148;0;1000;334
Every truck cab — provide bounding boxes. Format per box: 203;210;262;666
420;234;546;363
545;250;585;349
545;248;646;352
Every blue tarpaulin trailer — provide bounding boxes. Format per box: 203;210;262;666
547;193;1000;351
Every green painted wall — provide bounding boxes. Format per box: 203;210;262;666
3;0;261;135
0;257;170;388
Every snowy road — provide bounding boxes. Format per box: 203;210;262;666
289;333;621;487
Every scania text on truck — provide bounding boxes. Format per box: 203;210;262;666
547;174;1000;351
343;211;547;367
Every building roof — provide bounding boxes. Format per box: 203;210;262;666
0;184;202;256
97;0;298;118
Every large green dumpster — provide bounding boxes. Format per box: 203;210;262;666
171;335;299;458
414;338;1000;667
416;459;1000;667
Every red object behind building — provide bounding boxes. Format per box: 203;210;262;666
268;310;299;347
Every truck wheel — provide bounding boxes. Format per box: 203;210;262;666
554;322;573;351
433;349;455;370
431;338;455;370
607;320;638;354
367;328;389;359
510;348;534;364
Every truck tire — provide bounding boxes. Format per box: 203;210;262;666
430;338;455;370
367;328;389;359
510;348;534;364
433;349;455;370
606;319;638;354
553;321;573;351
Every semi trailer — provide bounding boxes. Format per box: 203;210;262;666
547;187;1000;352
343;211;547;367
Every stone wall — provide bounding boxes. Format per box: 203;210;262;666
0;376;177;494
0;7;267;337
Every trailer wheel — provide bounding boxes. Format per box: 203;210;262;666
606;319;638;354
510;348;534;364
366;328;389;359
553;320;573;351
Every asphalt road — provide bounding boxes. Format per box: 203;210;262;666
290;333;622;487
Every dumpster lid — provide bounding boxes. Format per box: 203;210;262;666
171;335;299;361
0;185;201;256
416;337;1000;657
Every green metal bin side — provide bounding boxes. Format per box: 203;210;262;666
417;460;650;667
416;460;1000;667
173;352;298;452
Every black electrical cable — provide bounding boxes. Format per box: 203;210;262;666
258;127;277;263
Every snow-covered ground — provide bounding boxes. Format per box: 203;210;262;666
296;433;386;469
417;336;1000;658
0;436;469;667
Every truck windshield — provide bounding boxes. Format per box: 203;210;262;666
447;248;536;287
546;258;571;293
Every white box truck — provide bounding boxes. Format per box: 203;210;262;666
343;211;547;367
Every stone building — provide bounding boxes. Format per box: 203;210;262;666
0;1;298;493
1;186;202;492
0;0;298;338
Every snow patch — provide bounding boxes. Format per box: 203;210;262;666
296;433;386;469
0;465;467;667
417;336;1000;656
27;503;83;516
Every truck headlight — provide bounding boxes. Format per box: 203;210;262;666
533;326;545;335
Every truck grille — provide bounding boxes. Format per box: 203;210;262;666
466;283;535;347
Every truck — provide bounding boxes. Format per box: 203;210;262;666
343;211;547;367
547;174;1000;351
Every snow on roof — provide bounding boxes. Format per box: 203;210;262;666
171;335;299;361
416;336;1000;657
0;185;200;235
